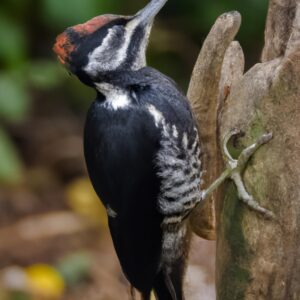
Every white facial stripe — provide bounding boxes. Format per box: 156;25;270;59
84;18;142;75
84;28;119;75
95;83;131;110
132;24;151;70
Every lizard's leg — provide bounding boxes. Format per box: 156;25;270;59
202;130;274;218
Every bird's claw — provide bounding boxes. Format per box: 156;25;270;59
223;130;275;219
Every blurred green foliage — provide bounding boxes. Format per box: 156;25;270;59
0;127;23;184
56;252;91;287
0;0;268;185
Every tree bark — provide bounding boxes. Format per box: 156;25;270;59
187;11;241;240
188;1;300;299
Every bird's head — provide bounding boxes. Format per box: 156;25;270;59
53;0;167;85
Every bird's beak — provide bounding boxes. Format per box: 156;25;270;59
134;0;167;25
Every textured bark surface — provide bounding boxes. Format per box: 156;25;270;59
187;12;241;240
188;1;300;299
261;0;297;62
217;1;300;298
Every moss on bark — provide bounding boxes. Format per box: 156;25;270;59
218;183;253;300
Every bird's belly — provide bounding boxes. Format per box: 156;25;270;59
95;145;163;291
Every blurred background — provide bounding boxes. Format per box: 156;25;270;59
0;0;268;299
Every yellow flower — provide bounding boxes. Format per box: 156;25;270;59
26;264;64;299
151;291;156;300
65;177;108;226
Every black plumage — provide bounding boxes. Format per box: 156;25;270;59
84;68;198;298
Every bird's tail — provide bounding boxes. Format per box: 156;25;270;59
153;258;188;300
140;261;185;300
153;270;177;300
140;277;176;300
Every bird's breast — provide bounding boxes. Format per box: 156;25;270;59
84;101;160;206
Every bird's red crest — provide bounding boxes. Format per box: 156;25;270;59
53;32;76;65
72;15;119;36
53;15;119;65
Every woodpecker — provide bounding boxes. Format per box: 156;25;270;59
53;0;273;299
54;1;199;298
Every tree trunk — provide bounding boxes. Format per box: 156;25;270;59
187;11;242;240
188;1;300;299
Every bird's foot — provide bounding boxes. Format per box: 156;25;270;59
202;130;274;219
